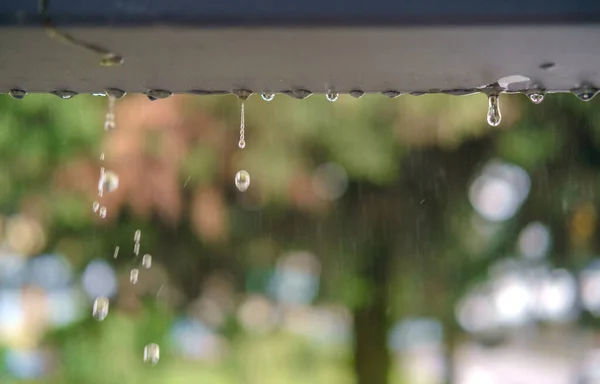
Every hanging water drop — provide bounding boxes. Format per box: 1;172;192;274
134;242;140;256
92;297;109;321
134;229;141;243
571;85;599;101
282;89;313;100
113;246;120;259
130;268;139;284
144;343;160;365
326;91;339;102
92;201;100;212
238;102;246;149
51;90;78;99
382;90;402;98
9;89;27;99
99;206;107;218
486;93;502;127
526;90;545;104
235;170;250;192
144;89;173;101
261;93;275;101
350;90;365;99
98;170;119;194
142;254;152;269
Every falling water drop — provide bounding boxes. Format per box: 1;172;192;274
104;96;116;131
350;90;365;99
134;242;140;256
261;93;275;102
92;201;100;212
326;91;339;102
235;170;250;192
130;268;139;284
238;102;246;149
9;89;27;99
98;170;119;194
92;297;109;321
144;343;160;365
142;254;152;269
51;90;78;99
571;85;599;101
486;93;502;127
526;91;545;104
100;152;105;161
134;229;141;243
144;89;173;101
99;207;107;218
113;246;120;259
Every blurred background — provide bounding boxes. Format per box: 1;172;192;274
0;91;600;384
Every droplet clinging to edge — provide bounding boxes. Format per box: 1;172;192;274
487;93;502;127
92;296;109;321
142;254;152;269
144;343;160;365
571;85;599;102
51;90;79;99
326;91;339;102
526;90;545;104
130;268;139;284
261;93;275;102
235;170;250;192
9;89;27;99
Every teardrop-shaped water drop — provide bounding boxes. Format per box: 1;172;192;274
571;86;599;102
326;91;339;102
527;91;545;104
9;89;27;99
99;206;107;218
145;89;173;101
99;54;124;67
134;242;140;256
144;343;160;365
92;297;109;321
282;89;313;100
98;170;119;194
52;90;79;99
382;90;402;98
261;93;275;102
130;268;139;284
350;90;365;99
487;93;502;127
142;254;152;269
134;229;141;243
235;170;250;192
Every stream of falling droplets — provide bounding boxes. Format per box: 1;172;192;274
235;101;251;192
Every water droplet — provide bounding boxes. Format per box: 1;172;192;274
382;90;402;98
9;89;27;99
526;90;545;104
99;53;124;67
233;89;253;100
144;89;173;101
134;229;141;243
130;268;139;284
113;246;120;259
98;170;119;194
410;91;427;96
99;206;107;218
235;170;250;192
238;102;246;149
92;297;109;321
144;343;160;365
134;242;140;256
326;91;339;102
142;254;152;269
92;201;100;212
92;92;106;97
51;90;78;99
104;88;126;99
261;93;275;101
571;85;599;102
487;93;502;127
100;152;105;161
349;90;365;99
282;89;313;100
104;96;116;131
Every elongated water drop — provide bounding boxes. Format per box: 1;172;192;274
104;95;116;131
142;254;152;269
130;268;139;284
100;152;105;161
92;297;109;321
99;206;107;218
9;89;27;99
51;90;78;99
113;246;120;259
134;242;140;256
235;170;250;192
486;93;502;127
526;90;545;104
144;343;160;365
134;229;141;243
98;170;119;194
238;102;246;149
261;93;275;101
326;91;339;102
92;201;100;212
